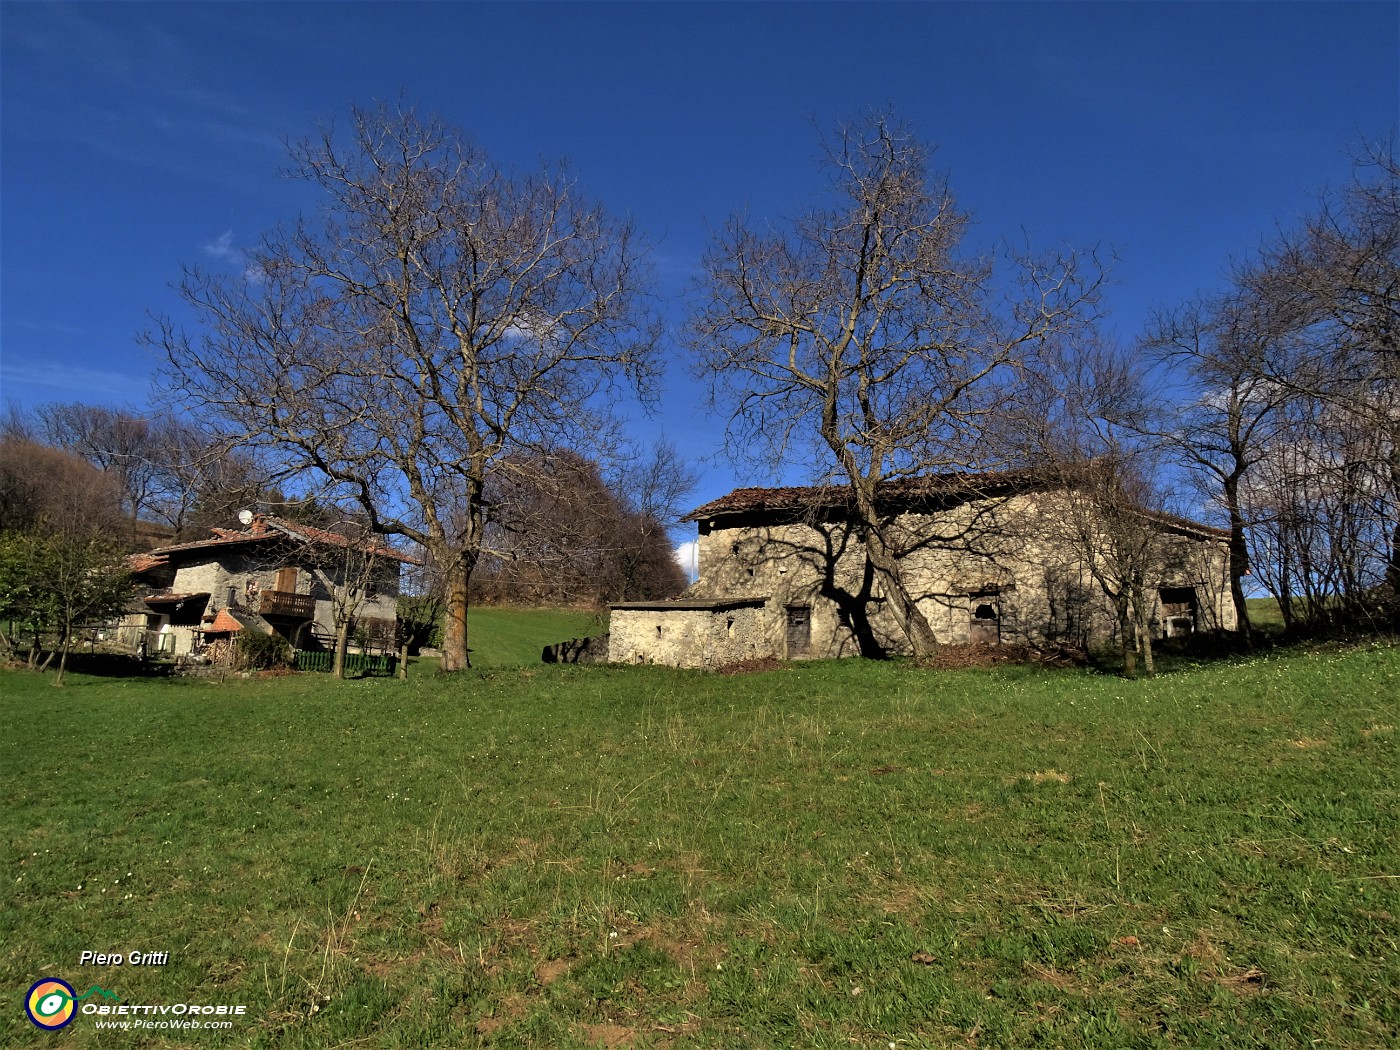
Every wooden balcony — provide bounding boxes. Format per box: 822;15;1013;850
258;590;317;620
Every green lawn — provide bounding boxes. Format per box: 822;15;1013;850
462;606;607;668
2;641;1397;1048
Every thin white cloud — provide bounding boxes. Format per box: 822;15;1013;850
202;230;266;284
203;229;241;263
674;540;700;583
0;360;152;404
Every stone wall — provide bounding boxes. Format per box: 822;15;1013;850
609;601;768;669
617;489;1236;667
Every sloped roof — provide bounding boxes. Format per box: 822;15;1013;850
205;608;250;633
688;468;1231;540
688;469;1048;521
129;514;420;569
142;591;210;606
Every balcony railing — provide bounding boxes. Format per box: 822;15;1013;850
258;590;317;620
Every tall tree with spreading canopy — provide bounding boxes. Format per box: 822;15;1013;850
152;104;661;670
1144;289;1296;644
688;112;1102;656
1249;143;1400;612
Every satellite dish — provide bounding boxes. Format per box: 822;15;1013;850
237;509;255;526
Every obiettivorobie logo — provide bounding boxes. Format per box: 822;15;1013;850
24;979;121;1030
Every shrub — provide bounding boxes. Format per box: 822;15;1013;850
236;631;293;671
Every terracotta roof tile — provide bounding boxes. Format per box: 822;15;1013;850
688;469;1043;520
137;515;421;564
205;608;247;633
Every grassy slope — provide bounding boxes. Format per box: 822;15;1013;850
2;644;1396;1048
463;606;607;668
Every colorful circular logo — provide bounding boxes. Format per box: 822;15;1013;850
25;978;77;1030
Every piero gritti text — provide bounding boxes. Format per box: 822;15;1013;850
79;950;169;966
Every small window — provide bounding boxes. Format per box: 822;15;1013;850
726;616;735;638
656;624;663;637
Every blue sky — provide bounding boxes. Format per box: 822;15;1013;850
2;1;1397;549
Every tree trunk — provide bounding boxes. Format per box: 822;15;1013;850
847;475;939;657
1116;596;1137;679
863;529;939;657
1388;445;1400;611
1136;609;1155;677
440;563;471;672
332;618;352;679
397;639;409;679
1222;474;1253;645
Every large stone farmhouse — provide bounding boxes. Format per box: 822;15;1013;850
121;515;414;661
610;471;1236;669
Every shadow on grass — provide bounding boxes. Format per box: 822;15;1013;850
61;651;177;677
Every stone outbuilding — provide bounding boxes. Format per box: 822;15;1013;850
609;470;1236;669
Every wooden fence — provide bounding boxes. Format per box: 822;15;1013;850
294;650;398;676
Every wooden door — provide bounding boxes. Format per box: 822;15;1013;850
786;605;811;656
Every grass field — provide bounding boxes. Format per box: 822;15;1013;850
2;623;1396;1048
459;606;606;668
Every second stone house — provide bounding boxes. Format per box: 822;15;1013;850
610;470;1236;668
123;515;416;660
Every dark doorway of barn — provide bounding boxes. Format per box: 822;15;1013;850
1159;587;1198;637
786;604;811;656
969;596;1000;645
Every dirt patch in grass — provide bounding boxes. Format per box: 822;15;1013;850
577;1021;639;1047
917;643;1088;670
713;657;786;675
1009;769;1073;785
473;994;528;1036
535;957;574;985
1218;966;1269;995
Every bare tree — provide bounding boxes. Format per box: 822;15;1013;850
604;438;697;601
1249;142;1399;609
1147;142;1399;630
689;112;1101;657
0;438;130;682
0;437;123;536
151;103;661;671
32;403;168;534
1019;341;1179;676
474;445;689;605
263;516;401;678
1144;289;1296;644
